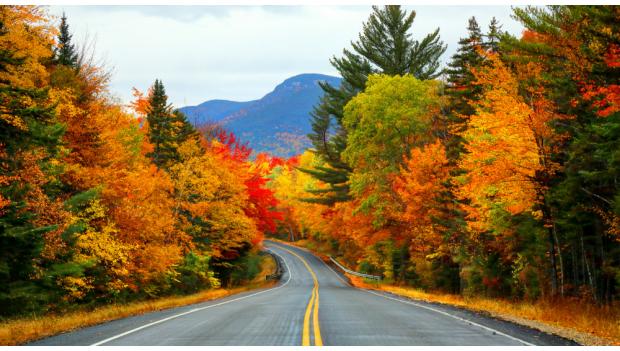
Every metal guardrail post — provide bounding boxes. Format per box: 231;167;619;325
264;249;283;281
329;256;382;281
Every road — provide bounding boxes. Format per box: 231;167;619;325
30;240;576;346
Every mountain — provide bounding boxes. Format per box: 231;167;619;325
179;73;342;157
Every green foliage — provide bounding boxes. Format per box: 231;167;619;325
303;5;447;205
146;80;198;170
170;252;219;294
54;13;78;68
0;16;66;317
342;74;441;223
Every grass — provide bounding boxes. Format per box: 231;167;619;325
0;254;277;346
346;274;620;346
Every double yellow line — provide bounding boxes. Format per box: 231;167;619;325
274;245;323;346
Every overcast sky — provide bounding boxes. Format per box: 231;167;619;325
48;6;525;107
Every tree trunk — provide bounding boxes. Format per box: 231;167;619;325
547;228;559;296
581;233;595;300
288;223;295;242
552;223;564;296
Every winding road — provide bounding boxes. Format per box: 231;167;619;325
30;240;576;346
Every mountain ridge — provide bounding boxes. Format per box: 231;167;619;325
179;73;342;157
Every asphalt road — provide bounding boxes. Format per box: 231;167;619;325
30;240;577;346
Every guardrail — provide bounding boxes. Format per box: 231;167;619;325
264;249;283;281
329;256;382;281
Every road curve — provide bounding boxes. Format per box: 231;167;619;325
30;240;576;346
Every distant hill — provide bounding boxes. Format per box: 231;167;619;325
179;73;342;157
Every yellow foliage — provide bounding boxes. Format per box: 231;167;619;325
170;140;258;259
458;53;547;233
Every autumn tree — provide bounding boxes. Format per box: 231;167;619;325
303;5;447;205
0;6;69;315
342;74;442;225
507;5;620;302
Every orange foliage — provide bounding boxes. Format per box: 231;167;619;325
457;52;556;233
393;140;450;254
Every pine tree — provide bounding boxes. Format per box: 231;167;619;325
302;5;447;205
434;17;488;294
445;17;484;126
0;16;65;315
146;80;198;170
146;79;175;169
54;13;78;68
485;17;503;53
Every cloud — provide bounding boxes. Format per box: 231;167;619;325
47;5;523;107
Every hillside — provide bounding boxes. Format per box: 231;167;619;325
179;73;342;157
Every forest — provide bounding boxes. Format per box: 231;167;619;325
270;5;620;306
0;3;619;326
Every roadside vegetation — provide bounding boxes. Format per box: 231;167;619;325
0;254;276;345
0;5;284;340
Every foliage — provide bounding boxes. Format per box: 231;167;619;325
303;5;447;205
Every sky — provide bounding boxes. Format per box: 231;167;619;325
48;6;526;107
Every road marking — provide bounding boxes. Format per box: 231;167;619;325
312;283;323;346
302;284;315;345
363;289;535;346
272;244;323;346
91;248;292;346
300;243;535;346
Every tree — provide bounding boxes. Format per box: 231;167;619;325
393;141;450;253
302;5;447;205
54;12;78;68
0;6;67;315
444;17;485;160
508;5;620;302
342;74;442;225
484;17;502;53
170;139;258;262
146;79;174;169
144;80;197;170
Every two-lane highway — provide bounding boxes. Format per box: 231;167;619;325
30;241;576;346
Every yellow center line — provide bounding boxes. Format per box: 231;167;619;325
273;244;323;346
313;284;323;346
302;285;315;345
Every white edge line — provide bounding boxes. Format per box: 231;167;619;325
298;242;535;347
268;241;350;287
91;248;292;346
364;290;534;346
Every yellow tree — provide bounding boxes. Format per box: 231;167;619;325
270;151;327;241
457;52;556;233
456;51;567;294
170;140;259;260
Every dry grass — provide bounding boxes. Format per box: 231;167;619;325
345;274;620;346
0;254;277;346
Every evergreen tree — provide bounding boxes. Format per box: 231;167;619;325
146;80;198;170
0;18;65;315
54;13;78;68
146;79;175;169
484;17;503;53
444;17;484;150
302;5;447;205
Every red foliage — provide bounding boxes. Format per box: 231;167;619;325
211;131;283;239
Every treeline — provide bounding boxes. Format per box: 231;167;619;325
0;6;282;317
270;5;620;304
